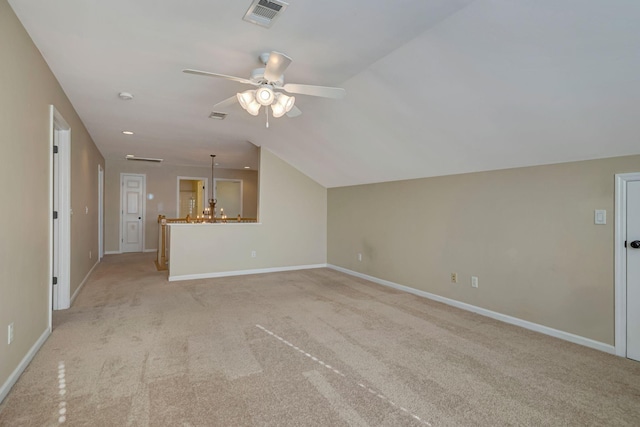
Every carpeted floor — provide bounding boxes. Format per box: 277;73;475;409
1;253;639;426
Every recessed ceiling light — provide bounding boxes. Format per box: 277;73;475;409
118;92;134;101
244;166;251;169
122;131;134;135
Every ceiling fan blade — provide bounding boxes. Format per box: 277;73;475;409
282;83;346;99
264;51;292;82
213;95;238;110
183;69;256;86
286;105;302;118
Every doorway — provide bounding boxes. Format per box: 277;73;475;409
215;179;243;218
98;164;104;260
615;172;640;361
50;106;71;312
177;176;208;218
120;173;146;252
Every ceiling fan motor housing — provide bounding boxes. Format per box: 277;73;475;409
251;68;284;86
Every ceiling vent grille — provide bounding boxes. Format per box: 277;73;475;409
243;0;288;28
209;112;228;120
125;156;163;163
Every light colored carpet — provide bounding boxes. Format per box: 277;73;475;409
1;253;639;426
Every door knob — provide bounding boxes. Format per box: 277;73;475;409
138;217;142;220
631;240;640;249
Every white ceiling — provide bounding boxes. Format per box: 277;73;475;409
9;0;640;187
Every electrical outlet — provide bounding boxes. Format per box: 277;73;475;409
251;250;256;258
8;323;14;345
358;253;362;262
85;206;89;214
89;250;92;259
471;276;479;288
451;273;457;283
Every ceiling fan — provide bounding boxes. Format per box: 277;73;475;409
183;51;346;124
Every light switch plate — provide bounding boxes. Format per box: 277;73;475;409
594;209;606;225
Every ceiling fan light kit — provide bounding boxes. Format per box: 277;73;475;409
255;85;275;106
237;90;261;116
271;93;295;118
184;50;345;126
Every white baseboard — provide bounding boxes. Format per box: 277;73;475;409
169;263;328;282
105;250;156;254
70;260;99;305
327;264;616;355
0;328;50;404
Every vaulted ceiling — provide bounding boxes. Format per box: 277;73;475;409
9;0;640;187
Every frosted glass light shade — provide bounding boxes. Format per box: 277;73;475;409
245;99;261;116
255;86;275;106
271;93;295;117
237;90;261;116
237;90;255;110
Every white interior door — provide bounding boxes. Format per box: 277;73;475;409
121;174;145;253
51;106;71;311
627;180;640;361
52;134;58;310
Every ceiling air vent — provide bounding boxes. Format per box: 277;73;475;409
125;155;163;163
243;0;288;28
209;112;228;120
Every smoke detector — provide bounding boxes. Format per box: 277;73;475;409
118;92;134;101
243;0;288;28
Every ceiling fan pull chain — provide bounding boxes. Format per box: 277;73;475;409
265;105;270;128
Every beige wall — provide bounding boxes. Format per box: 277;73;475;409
0;0;104;394
328;155;640;345
105;159;258;252
168;149;326;278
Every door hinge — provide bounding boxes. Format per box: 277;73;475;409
53;145;59;154
52;277;58;285
53;211;58;220
625;240;627;248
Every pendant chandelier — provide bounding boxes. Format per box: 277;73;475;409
204;154;216;222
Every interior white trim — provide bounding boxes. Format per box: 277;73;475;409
168;264;327;282
328;264;615;355
98;164;104;260
0;328;50;404
143;248;157;253
104;251;121;255
70;260;99;305
50;105;71;311
614;172;640;357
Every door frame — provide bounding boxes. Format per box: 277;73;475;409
50;105;71;312
614;172;640;357
98;164;104;260
176;176;208;218
214;178;244;217
119;173;146;252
